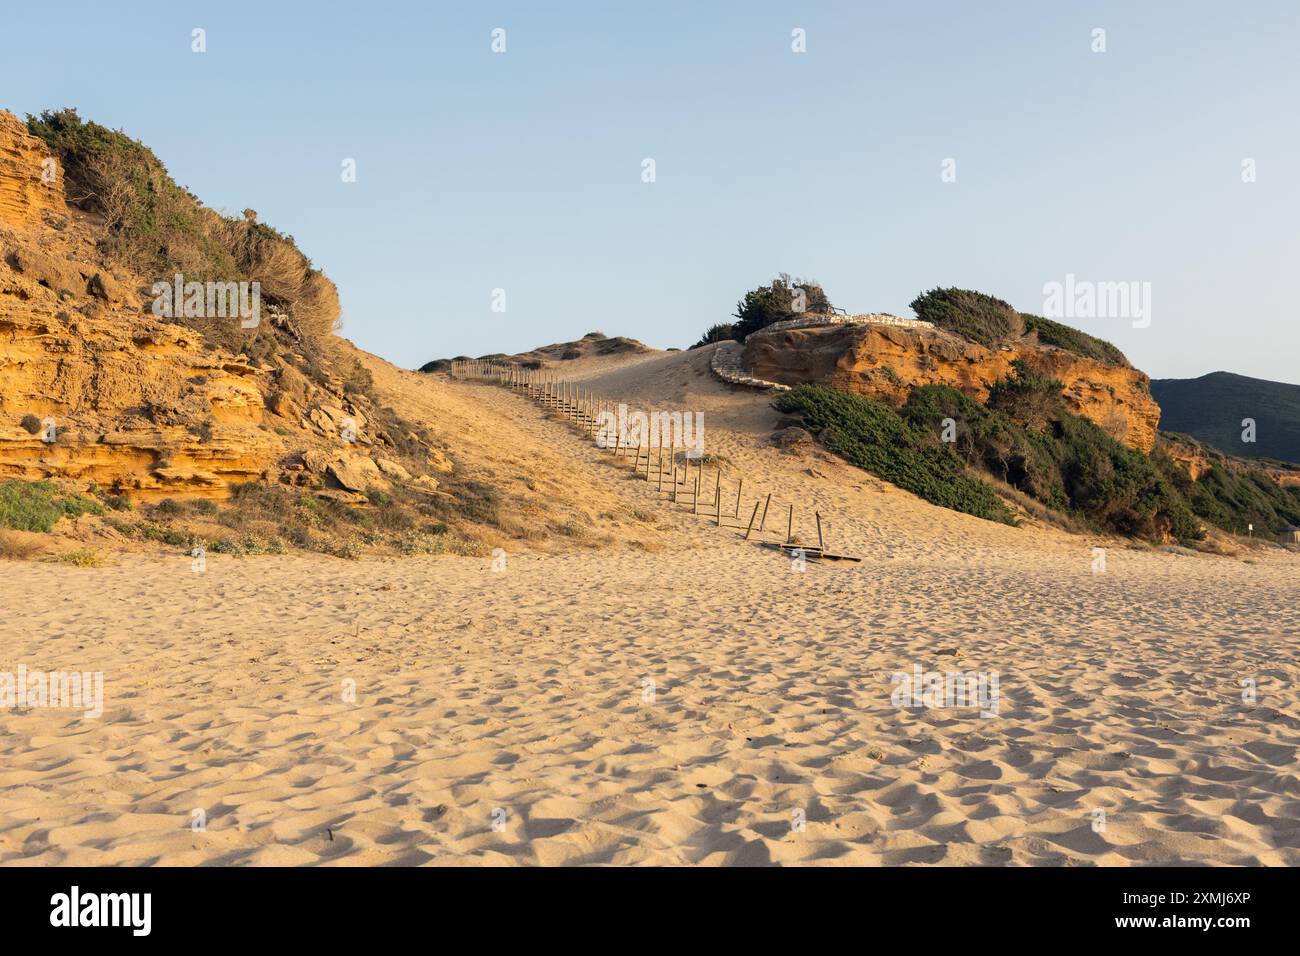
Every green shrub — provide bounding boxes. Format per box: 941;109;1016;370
27;109;341;349
139;524;192;547
0;481;63;532
1052;414;1201;542
26;109;239;283
58;491;107;521
987;359;1068;431
774;385;1014;524
691;323;737;348
901;379;1202;543
208;538;245;555
909;288;1023;348
908;289;1129;365
728;274;834;341
1021;314;1129;367
901;384;1069;510
1153;443;1300;535
0;480;105;532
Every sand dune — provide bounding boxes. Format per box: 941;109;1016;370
2;346;1297;865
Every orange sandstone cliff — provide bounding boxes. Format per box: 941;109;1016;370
0;110;441;500
743;321;1161;453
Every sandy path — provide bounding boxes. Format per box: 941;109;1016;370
1;348;1296;866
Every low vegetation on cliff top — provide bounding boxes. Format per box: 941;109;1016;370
910;288;1130;367
694;280;1130;370
692;274;834;347
26;108;341;358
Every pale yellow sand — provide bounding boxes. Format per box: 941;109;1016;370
1;345;1296;865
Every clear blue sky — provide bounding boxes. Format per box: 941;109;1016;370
4;1;1297;382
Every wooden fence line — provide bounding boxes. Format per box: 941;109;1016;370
447;359;845;557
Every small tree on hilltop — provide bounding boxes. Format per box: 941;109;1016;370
731;274;834;340
691;322;737;349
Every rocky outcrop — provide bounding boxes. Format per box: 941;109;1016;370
1161;436;1213;480
0;111;62;232
0;109;450;500
1161;432;1300;488
744;322;1161;452
0;293;280;495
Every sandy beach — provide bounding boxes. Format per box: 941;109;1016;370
3;350;1296;866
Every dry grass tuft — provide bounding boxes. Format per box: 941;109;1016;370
0;530;42;561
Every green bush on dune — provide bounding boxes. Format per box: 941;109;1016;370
734;275;833;339
901;371;1202;542
899;382;1069;511
691;323;737;348
774;385;1015;525
776;365;1205;543
0;480;105;533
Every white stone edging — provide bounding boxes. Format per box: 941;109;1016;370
744;312;933;341
709;341;790;392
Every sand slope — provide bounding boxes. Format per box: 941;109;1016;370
1;345;1297;865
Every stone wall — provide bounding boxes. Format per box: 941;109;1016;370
708;341;790;391
745;313;933;341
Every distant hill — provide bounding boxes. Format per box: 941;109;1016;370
1151;372;1300;465
420;332;649;373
